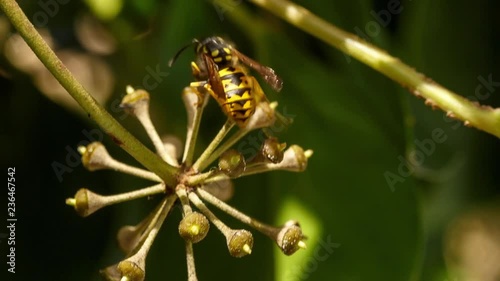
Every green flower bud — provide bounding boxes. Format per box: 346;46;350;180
218;149;246;177
276;221;306;255
65;188;104;217
260;137;286;164
118;260;145;281
227;229;254;258
79;142;110;171
120;87;150;115
179;212;210;243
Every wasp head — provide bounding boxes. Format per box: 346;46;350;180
196;36;234;68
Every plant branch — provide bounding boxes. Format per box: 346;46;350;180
0;0;179;185
192;119;235;171
249;0;500;138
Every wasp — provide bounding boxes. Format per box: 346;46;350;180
169;36;283;128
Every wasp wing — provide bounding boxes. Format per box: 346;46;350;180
201;53;226;100
231;48;283;92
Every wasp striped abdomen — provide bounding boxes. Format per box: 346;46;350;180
218;67;256;126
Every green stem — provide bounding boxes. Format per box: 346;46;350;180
196;189;276;237
192;119;235;171
101;183;166;206
198;128;251;172
183;89;209;167
0;0;178;186
185;241;198;281
249;0;500;138
185;170;217;186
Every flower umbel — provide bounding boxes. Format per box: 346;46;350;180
66;86;313;281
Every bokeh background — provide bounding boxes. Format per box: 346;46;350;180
1;0;500;280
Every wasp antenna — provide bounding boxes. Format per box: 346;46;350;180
168;40;197;67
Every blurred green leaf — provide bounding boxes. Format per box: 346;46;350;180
398;0;500;280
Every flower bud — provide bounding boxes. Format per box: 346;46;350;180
79;142;111;171
179;212;210;243
118;260;145;281
227;229;254;257
260;137;286;164
279;145;311;172
245;102;276;130
66;188;105;217
218;149;246;177
276;221;306;255
120;87;150;115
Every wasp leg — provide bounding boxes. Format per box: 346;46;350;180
190;80;220;108
191;61;203;80
248;76;269;104
186;85;207;107
249;75;273;134
189;60;211;107
190;61;209;101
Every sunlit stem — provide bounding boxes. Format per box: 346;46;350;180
136;106;179;166
124;195;176;274
117;199;167;254
240;164;279;176
192;119;235;171
188;192;231;235
197;128;252;172
176;186;193;214
185;241;198;281
103;157;163;182
183;89;209;166
196;189;276;237
100;183;166;206
141;196;176;248
202;163;282;182
248;0;500;138
185;170;218;186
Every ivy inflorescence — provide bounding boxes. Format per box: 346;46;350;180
66;84;313;281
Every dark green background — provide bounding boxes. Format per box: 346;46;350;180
1;0;499;280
